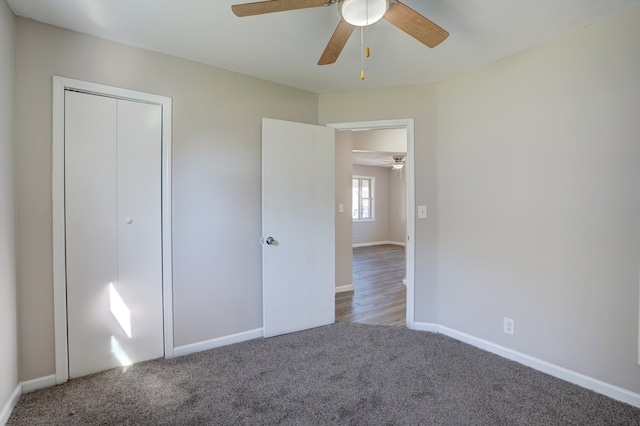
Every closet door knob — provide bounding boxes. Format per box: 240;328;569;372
125;218;134;224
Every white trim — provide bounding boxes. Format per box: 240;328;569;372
0;384;21;425
335;284;354;293
21;375;56;394
352;240;405;248
160;90;175;360
329;119;415;330
173;328;263;358
413;322;640;409
0;375;60;422
52;77;67;384
405;121;415;330
52;76;174;382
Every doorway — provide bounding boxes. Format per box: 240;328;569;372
329;119;416;329
51;77;174;384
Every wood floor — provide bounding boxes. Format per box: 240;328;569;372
335;244;406;327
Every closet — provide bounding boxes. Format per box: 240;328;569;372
64;90;164;378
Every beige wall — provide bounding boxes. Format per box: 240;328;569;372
388;169;406;244
0;0;18;415
322;6;640;394
320;85;440;323
335;132;353;289
436;7;640;393
14;19;318;380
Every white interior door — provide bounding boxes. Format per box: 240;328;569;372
114;99;164;365
65;91;118;377
65;91;163;378
262;118;335;338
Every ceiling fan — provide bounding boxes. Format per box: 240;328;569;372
231;0;449;66
378;154;405;169
353;150;406;169
390;155;405;169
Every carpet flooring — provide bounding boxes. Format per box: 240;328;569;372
8;322;640;425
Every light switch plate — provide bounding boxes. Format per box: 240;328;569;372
418;205;427;219
338;203;344;213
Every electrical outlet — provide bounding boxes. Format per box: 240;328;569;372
503;318;515;335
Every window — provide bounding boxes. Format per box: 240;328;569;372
352;176;374;221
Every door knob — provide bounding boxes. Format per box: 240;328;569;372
265;237;275;245
125;217;133;224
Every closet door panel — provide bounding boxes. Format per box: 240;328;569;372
65;91;120;378
115;99;164;362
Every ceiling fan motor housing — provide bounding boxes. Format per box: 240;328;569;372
339;0;389;26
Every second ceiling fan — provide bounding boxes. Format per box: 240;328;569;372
231;0;449;66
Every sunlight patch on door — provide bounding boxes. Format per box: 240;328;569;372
109;282;132;338
110;335;133;367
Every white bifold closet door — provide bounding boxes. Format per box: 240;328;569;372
65;90;164;379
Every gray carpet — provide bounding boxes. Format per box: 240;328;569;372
8;322;640;425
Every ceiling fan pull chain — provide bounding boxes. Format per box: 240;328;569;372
366;0;369;25
361;26;365;80
365;21;371;58
365;0;371;58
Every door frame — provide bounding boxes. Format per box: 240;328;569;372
327;119;416;329
51;76;174;384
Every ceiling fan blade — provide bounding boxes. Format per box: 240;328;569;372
318;19;355;65
384;1;449;48
232;0;330;17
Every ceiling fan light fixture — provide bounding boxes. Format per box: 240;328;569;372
339;0;388;27
391;155;405;169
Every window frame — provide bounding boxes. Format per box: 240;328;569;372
352;175;375;222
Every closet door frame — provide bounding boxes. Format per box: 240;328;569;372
52;76;174;384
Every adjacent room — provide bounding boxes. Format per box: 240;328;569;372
1;0;640;423
335;128;409;326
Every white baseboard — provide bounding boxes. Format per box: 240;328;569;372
0;384;21;425
0;374;57;424
412;322;440;333
353;241;405;248
413;322;640;409
335;284;354;293
21;374;56;394
173;328;263;358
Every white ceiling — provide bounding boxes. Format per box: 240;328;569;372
7;0;640;93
